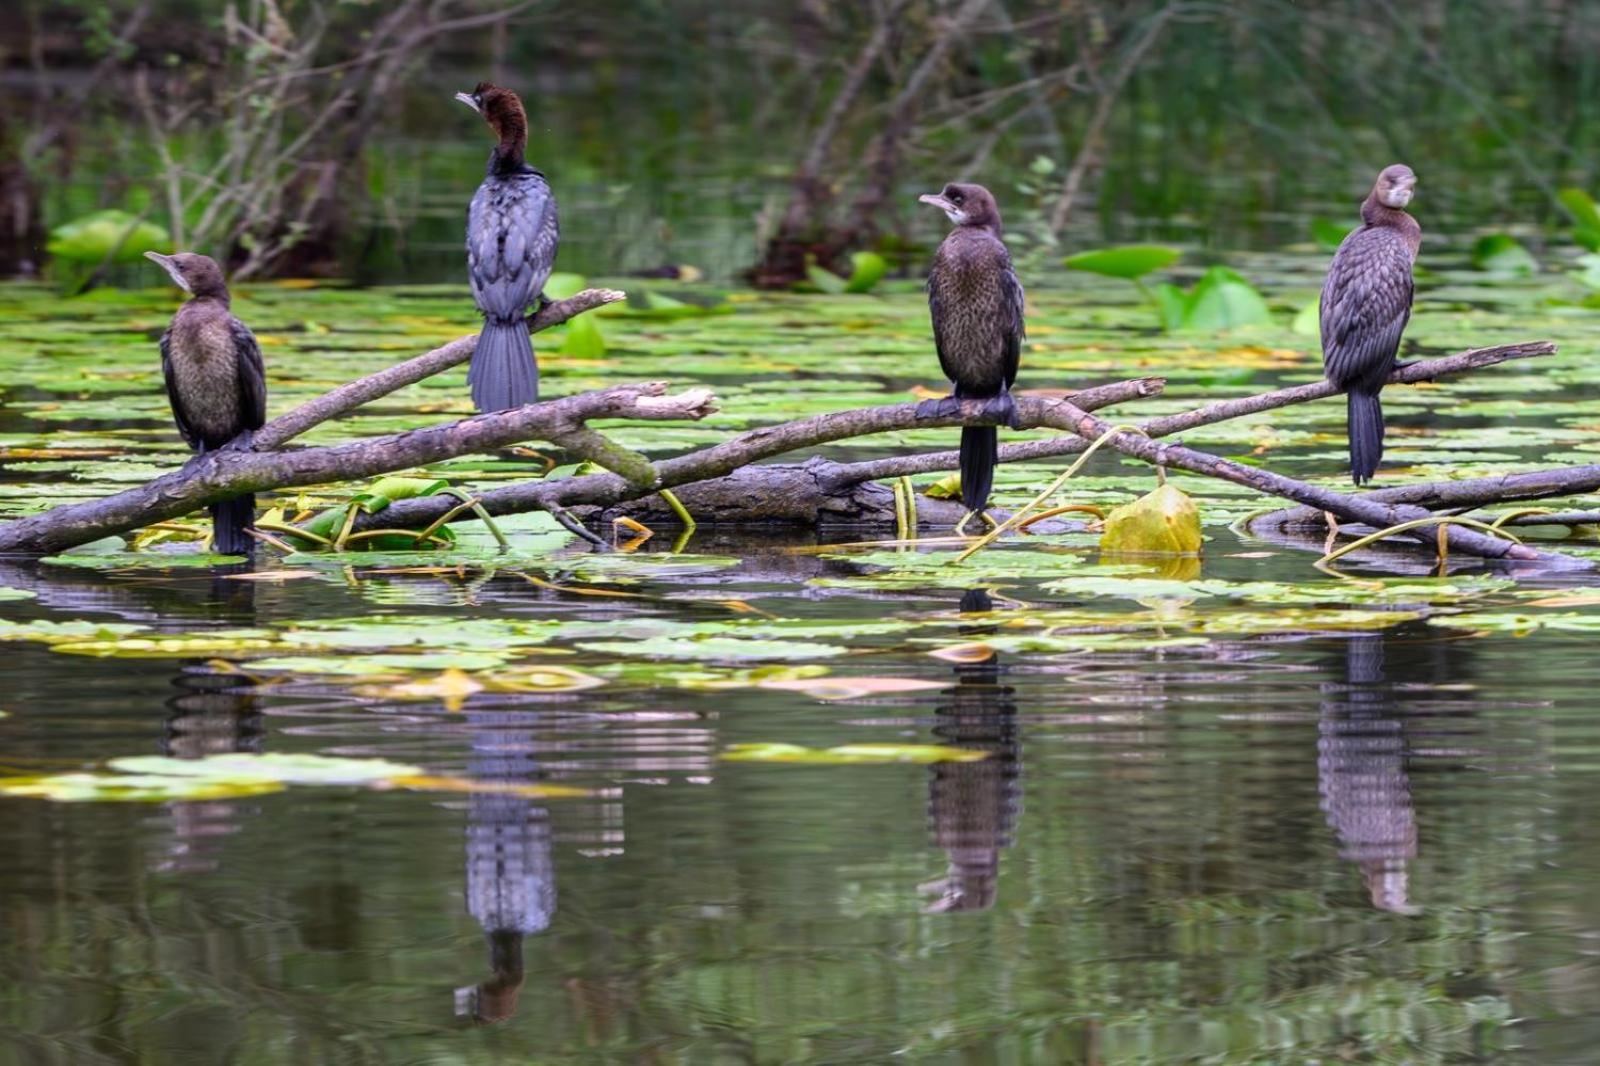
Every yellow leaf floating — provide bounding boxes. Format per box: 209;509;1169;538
758;676;947;701
1098;483;1203;555
927;642;997;664
0;753;593;803
355;668;485;711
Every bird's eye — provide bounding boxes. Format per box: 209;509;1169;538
949;191;965;205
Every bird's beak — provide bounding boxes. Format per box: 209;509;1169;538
1383;178;1416;209
143;251;190;293
454;91;481;113
918;193;953;213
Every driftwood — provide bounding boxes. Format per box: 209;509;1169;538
0;293;1584;573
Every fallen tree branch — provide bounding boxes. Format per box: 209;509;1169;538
345;378;1167;537
1250;464;1600;532
254;287;627;449
0;384;713;554
1040;399;1584;568
830;341;1557;484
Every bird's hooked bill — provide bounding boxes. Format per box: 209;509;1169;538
143;251;190;293
918;193;953;211
453;91;481;113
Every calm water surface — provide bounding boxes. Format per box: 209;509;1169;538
4;534;1600;1063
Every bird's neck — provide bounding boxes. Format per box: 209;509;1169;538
184;289;231;309
488;115;528;175
1360;197;1409;229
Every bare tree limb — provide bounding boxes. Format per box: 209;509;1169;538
254;287;626;449
0;383;715;556
344;378;1166;537
1252;465;1600;531
830;340;1556;484
1041;398;1583;568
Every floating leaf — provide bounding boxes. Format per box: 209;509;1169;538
1062;245;1181;280
927;642;996;664
757;676;946;700
53;633;280;658
109;753;424;786
1099;484;1203;555
354;668;486;710
0;772;284;803
578;635;848;662
720;743;988;765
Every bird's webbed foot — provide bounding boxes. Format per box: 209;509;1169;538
954;510;999;537
535;291;555;313
221;430;256;453
987;389;1022;430
916;395;965;420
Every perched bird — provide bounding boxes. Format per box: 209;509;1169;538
1321;164;1420;484
455;82;560;412
144;251;266;554
919;182;1025;520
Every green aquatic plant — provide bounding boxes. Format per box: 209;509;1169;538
1064;246;1272;331
802;251;890;295
1558;187;1600;252
1470;234;1538;276
47;210;172;294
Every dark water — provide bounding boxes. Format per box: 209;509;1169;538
3;533;1599;1064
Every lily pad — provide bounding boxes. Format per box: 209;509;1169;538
720;743;988;765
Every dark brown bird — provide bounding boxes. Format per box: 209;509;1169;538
455;82;559;412
1321;164;1420;484
145;251;266;554
919;182;1025;519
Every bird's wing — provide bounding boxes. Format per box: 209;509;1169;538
231;316;267;430
926;267;957;385
159;329;200;449
467;171;558;320
999;245;1025;389
1320;227;1415;390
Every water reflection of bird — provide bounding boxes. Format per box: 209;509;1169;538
1320;164;1419;484
919;589;1022;912
144;251;267;553
456;706;557;1024
455;82;559;412
918;183;1025;521
154;665;265;874
1317;633;1419;914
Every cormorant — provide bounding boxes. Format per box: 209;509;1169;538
1321;164;1420;484
456;82;560;412
144;251;266;554
919;182;1025;519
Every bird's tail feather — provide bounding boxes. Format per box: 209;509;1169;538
1347;391;1384;485
470;319;538;412
210;493;255;555
960;425;998;513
